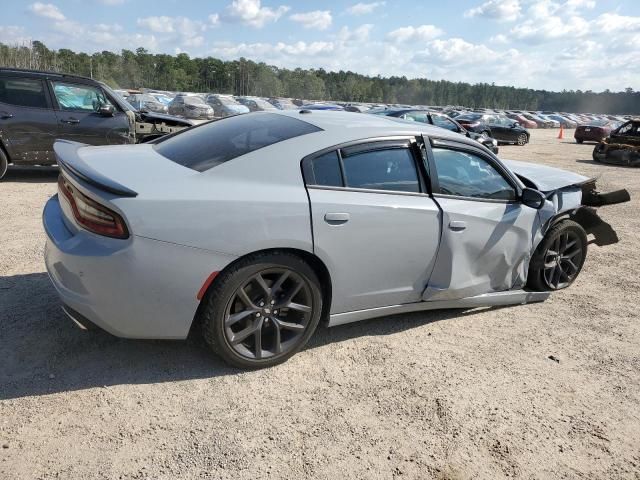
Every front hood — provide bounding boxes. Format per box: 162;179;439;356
502;159;590;192
137;111;194;127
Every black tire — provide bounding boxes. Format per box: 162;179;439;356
516;133;528;146
0;148;8;181
200;251;323;369
527;220;587;291
576;139;583;144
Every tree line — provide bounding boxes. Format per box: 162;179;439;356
1;41;638;114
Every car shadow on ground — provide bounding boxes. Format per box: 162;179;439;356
3;166;59;183
1;271;494;400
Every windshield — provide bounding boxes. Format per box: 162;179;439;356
457;114;482;121
216;96;239;106
184;96;206;105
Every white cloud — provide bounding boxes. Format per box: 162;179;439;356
98;0;126;5
225;0;289;28
387;25;443;43
337;24;373;42
289;10;332;30
346;2;385;15
510;14;590;41
564;0;596;15
137;16;174;33
0;26;31;45
28;2;65;21
490;33;509;44
594;13;640;33
464;0;521;22
209;14;220;26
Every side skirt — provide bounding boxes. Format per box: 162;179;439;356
328;289;550;327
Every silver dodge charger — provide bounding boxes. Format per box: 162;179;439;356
43;110;629;368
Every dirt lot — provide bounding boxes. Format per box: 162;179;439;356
1;129;639;479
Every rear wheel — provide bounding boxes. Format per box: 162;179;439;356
516;133;528;146
0;149;8;180
200;252;323;369
528;220;587;291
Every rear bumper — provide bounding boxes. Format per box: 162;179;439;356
43;195;237;339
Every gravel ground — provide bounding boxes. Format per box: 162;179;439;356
1;129;639;479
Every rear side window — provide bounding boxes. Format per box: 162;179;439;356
155;113;322;172
309;151;343;187
0;78;48;108
342;148;420;193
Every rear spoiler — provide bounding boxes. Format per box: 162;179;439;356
53;140;138;198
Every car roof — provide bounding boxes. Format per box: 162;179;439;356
0;67;96;84
264;110;475;148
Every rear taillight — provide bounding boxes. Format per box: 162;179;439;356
58;175;129;239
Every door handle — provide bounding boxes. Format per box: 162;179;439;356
324;212;350;225
449;221;467;231
0;111;13;119
61;118;80;124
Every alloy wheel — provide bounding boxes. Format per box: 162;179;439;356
517;133;527;146
543;231;584;289
223;268;313;360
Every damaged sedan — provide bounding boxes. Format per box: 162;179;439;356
43;111;629;369
0;68;193;179
593;119;640;167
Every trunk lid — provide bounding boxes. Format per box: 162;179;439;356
54;140;195;197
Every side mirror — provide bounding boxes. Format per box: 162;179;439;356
521;188;546;210
97;104;115;117
511;122;519;128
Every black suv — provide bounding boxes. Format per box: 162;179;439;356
0;68;193;179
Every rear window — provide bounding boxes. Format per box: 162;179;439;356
155;112;322;172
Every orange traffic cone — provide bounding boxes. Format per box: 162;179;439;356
558;124;564;139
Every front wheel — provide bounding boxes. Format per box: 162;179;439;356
528;220;587;291
0;149;8;180
200;252;323;369
516;133;528;146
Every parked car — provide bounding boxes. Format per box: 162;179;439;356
593;119;640;167
268;97;298;110
536;114;561;128
205;94;250;117
484;115;530;145
456;113;530;145
168;95;215;120
150;93;173;107
574;120;613;143
0;68;193;179
369;108;499;153
236;96;279;112
453;113;492;135
126;94;168;114
43;110;629;368
522;113;554;128
546;114;577;128
506;113;537;129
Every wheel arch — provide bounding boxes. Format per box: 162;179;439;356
545;206;619;247
189;247;333;337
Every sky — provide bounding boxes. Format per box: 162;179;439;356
2;0;639;92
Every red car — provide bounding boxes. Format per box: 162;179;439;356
575;120;612;143
506;113;537;129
